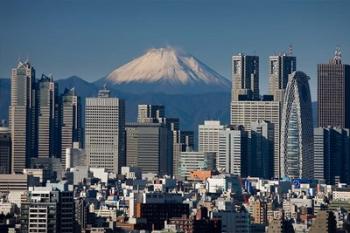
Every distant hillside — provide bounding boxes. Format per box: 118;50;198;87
0;77;231;131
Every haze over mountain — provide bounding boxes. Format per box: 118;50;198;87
95;47;231;94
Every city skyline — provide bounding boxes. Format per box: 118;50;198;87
1;1;350;232
1;0;350;100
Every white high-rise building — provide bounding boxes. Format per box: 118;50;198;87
280;71;314;179
198;120;224;167
85;88;125;174
218;126;247;176
9;61;35;173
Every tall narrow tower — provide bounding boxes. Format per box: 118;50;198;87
60;88;82;166
9;61;36;173
36;74;59;158
232;54;259;101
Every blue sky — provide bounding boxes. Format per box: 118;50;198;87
1;0;349;100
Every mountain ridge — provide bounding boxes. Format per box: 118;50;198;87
95;47;231;94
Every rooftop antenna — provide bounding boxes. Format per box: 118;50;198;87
288;44;293;56
333;46;342;64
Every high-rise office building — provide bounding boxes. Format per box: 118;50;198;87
179;151;216;179
314;127;350;184
249;120;274;179
232;54;259;101
0;127;11;174
9;61;36;173
280;71;314;179
137;104;165;123
318;48;350;128
126;122;171;175
198;121;224;167
172;130;194;178
269;54;296;102
85;87;125;174
36;74;59;158
60;88;82;167
218;125;248;176
231;100;281;177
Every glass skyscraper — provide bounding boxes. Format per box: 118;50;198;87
280;71;314;179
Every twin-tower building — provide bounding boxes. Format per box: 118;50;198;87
230;52;313;179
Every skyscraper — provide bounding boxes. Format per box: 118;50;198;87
85;87;125;174
0;126;11;174
231;100;280;177
218;125;248;176
318;48;350;128
269;54;296;102
314;127;350;184
249;120;274;179
9;61;36;173
198;120;224;167
60;88;82;167
137;104;165;123
232;54;259;101
126;122;170;175
36;74;59;158
179;151;216;179
280;71;314;179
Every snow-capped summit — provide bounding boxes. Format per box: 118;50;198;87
97;47;230;94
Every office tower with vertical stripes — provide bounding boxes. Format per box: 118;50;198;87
126;122;170;175
314;127;350;184
9;61;36;173
318;48;350;128
36;74;59;158
249;120;274;179
85;87;125;173
269;53;296;102
232;54;259;101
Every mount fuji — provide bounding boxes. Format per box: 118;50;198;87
95;47;231;94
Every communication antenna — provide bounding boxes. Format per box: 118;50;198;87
288;44;293;56
333;46;342;64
